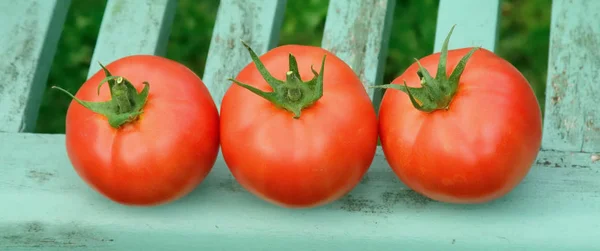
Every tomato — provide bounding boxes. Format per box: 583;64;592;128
219;42;378;208
376;26;542;204
53;55;220;206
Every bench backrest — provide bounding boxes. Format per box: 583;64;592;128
1;0;598;153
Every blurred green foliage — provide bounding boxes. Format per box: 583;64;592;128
35;0;551;134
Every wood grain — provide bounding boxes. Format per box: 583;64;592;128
86;0;177;79
202;0;287;109
542;0;600;153
321;0;395;108
0;0;70;132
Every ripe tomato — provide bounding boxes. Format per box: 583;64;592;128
53;55;220;206
219;42;378;208
376;26;542;204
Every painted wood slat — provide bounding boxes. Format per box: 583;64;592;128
321;0;395;105
542;0;600;153
434;0;500;52
202;0;287;108
0;0;70;133
86;0;177;79
1;133;599;250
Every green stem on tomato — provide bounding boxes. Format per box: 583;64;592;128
52;63;150;128
371;25;479;112
228;41;326;119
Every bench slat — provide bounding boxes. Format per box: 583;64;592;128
1;132;599;250
542;0;600;153
321;0;395;106
202;0;287;108
86;0;177;79
0;0;70;132
434;0;500;52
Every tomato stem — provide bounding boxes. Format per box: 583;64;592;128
52;63;150;128
371;25;479;112
228;41;326;119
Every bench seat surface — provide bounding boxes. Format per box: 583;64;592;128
1;132;599;250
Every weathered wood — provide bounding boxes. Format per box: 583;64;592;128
0;0;70;132
321;0;395;107
542;0;600;153
202;0;287;108
86;0;177;79
1;132;599;250
1;0;598;250
434;0;500;52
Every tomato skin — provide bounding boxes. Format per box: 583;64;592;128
378;48;542;204
64;55;220;206
220;45;378;208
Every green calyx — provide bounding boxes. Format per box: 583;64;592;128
373;25;479;112
52;63;150;128
228;41;326;119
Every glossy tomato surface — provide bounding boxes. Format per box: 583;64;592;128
378;48;542;204
65;55;220;206
220;45;378;208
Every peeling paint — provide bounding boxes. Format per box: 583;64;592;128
542;0;600;152
26;169;55;184
320;0;394;104
338;189;432;214
202;0;286;108
0;221;114;248
0;2;40;132
218;176;244;192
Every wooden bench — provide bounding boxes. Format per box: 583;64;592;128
1;0;599;249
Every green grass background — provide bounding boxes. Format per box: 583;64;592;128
35;0;552;133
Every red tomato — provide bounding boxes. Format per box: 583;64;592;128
377;27;542;204
54;55;220;206
219;42;378;208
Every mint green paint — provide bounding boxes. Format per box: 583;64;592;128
321;0;395;108
434;0;500;52
0;0;70;132
202;0;287;108
86;0;177;79
542;0;600;153
0;132;599;250
1;0;599;250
